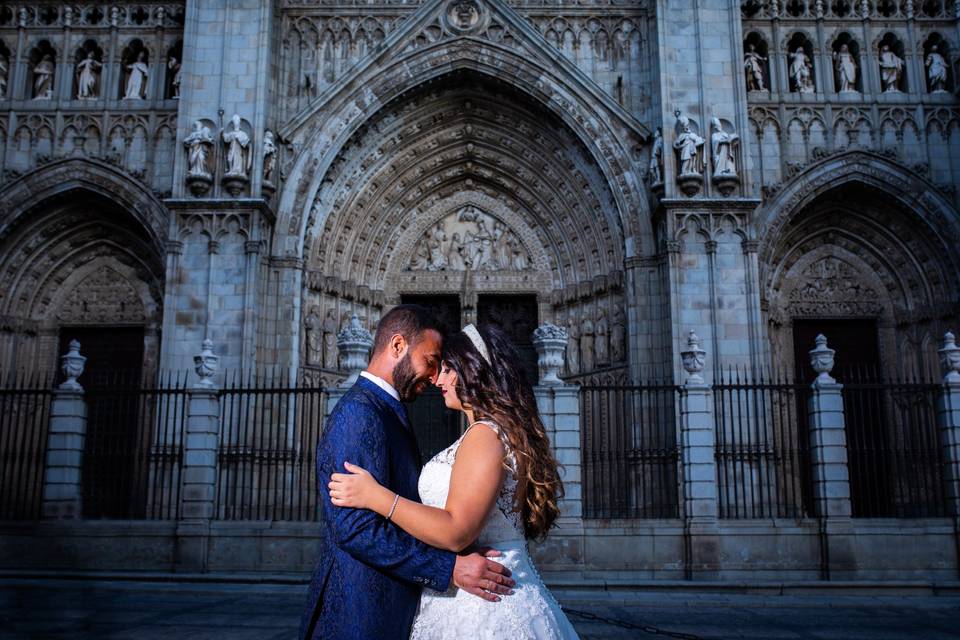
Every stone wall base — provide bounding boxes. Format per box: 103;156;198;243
1;519;956;581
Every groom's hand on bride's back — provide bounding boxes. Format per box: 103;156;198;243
452;546;515;602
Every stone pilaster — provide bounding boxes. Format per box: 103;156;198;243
175;342;222;573
806;334;855;579
678;331;719;578
41;390;87;519
937;332;960;518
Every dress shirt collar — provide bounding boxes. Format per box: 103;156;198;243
360;370;401;403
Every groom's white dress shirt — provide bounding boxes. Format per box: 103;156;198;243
360;370;401;402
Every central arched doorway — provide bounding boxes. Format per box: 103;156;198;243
298;71;630;456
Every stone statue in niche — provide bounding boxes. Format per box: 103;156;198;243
33;54;55;99
223;114;252;178
710;117;739;177
610;307;625;363
0;52;8;99
789;48;815;93
744;44;767;91
595;309;609;366
305;307;322;365
407;206;531;271
76;51;102;99
184;121;214;177
565;317;580;375
580;317;595;372
926;45;948;92
673;112;704;177
322;309;339;369
123;51;149;99
834;43;858;92
263;130;278;185
168;56;182;98
879;44;904;92
648;127;664;186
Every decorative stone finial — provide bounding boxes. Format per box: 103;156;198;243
809;334;836;384
939;331;960;383
532;322;569;386
680;330;706;385
337;315;373;387
194;338;219;388
59;340;86;391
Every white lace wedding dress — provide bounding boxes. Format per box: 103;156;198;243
410;421;580;640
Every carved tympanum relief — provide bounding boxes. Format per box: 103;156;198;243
786;256;883;317
408;205;531;272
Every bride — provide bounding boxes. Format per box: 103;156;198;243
329;323;580;639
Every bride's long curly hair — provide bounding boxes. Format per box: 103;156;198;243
442;324;564;541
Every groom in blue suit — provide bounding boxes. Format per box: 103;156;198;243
300;304;515;639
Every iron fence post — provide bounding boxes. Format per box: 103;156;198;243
679;331;719;579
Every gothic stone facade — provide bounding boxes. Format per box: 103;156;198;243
1;1;959;579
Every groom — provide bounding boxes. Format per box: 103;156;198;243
300;304;515;639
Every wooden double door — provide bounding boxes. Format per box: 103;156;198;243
400;294;538;463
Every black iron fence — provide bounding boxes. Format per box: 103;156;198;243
580;381;680;519
215;372;327;521
713;368;813;519
842;368;945;518
0;371;54;520
82;371;188;520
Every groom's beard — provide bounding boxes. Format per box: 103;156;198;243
393;353;430;402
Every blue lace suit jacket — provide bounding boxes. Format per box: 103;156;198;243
299;376;456;639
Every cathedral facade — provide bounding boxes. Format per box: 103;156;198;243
1;1;960;579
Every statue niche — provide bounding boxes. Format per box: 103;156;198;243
407;206;531;272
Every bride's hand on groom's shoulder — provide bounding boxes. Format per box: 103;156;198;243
452;547;515;602
329;461;389;511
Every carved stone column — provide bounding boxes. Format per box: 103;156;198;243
337;314;373;387
532;322;568;385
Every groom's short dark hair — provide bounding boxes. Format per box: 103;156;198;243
372;304;444;356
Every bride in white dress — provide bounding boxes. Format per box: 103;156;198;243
329;323;580;639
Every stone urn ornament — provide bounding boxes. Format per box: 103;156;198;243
809;334;836;384
194;338;219;388
939;331;960;383
680;330;706;385
532;322;569;385
59;340;86;390
337;314;374;387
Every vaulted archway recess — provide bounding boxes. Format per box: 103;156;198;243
295;70;631;378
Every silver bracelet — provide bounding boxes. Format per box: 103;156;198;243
386;493;400;521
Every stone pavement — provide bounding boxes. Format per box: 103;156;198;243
1;578;959;639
